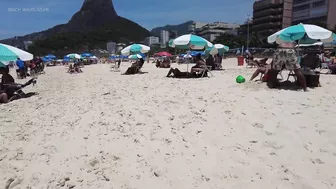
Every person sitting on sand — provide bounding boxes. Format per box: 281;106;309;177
267;42;307;91
67;64;75;73
191;53;206;74
0;66;15;84
124;58;144;75
206;55;215;70
162;58;170;68
74;64;83;73
155;59;161;68
249;62;272;82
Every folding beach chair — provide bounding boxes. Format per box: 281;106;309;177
110;61;120;72
320;63;332;74
201;66;213;77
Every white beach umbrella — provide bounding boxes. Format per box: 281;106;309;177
66;53;81;59
121;44;150;56
268;23;335;44
128;54;143;59
169;34;213;50
0;43;33;61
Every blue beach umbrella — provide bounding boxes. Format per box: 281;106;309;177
45;54;56;59
81;53;92;58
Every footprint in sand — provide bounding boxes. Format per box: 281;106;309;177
263;141;284;150
253;123;264;129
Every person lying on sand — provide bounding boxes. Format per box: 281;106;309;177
166;68;190;78
166;68;208;78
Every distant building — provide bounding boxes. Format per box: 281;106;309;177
189;21;240;41
292;0;336;30
188;22;207;33
107;41;116;54
144;36;160;46
160;30;169;48
23;41;33;50
252;0;293;39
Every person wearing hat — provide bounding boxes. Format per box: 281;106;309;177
268;42;307;91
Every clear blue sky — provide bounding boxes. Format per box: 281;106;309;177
0;0;253;39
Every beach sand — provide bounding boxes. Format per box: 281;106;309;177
1;58;336;189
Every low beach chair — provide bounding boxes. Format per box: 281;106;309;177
110;62;120;72
320;63;332;74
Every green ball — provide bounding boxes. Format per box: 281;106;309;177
236;75;246;83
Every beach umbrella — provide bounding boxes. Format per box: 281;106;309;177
190;51;205;56
183;54;192;58
205;44;229;55
42;57;52;62
268;23;336;44
128;54;143;59
121;44;150;56
155;51;172;57
0;61;9;68
169;34;213;50
81;53;92;57
0;43;33;61
45;54;56;59
90;56;98;59
66;53;81;59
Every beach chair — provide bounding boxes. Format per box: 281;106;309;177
200;66;213;77
286;70;297;82
110;61;120;72
320;63;332;74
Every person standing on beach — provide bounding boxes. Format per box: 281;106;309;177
16;58;25;79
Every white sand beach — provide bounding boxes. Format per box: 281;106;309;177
1;58;336;189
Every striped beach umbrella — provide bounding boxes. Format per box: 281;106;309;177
268;23;335;44
169;34;213;50
0;43;33;61
66;53;81;59
128;54;144;59
121;44;150;56
205;44;230;55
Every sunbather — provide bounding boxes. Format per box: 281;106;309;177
124;58;144;75
0;92;9;103
0;66;15;84
166;68;190;78
74;64;83;73
191;53;206;74
268;42;307;91
67;64;75;73
250;63;271;82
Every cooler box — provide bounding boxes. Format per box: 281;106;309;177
237;56;244;66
